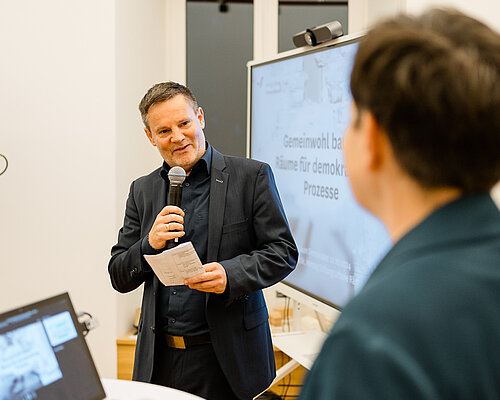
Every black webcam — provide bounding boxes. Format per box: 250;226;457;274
293;21;344;48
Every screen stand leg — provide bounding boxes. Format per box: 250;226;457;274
292;300;302;331
252;359;301;400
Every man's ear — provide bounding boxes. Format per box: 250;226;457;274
197;107;205;129
145;128;156;147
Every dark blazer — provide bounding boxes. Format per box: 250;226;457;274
109;147;298;400
300;193;500;399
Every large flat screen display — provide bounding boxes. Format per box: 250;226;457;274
248;35;392;310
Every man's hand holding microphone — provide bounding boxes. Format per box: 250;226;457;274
148;205;185;250
147;166;227;294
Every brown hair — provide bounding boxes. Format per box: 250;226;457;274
351;8;500;193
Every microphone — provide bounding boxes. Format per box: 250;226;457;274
166;166;186;249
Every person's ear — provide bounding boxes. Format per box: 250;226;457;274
197;107;205;129
363;112;386;171
145;128;156;147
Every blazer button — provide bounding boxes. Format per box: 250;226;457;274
150;326;155;333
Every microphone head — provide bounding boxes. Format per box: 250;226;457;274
168;166;186;185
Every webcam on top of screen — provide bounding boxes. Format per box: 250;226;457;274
293;20;344;48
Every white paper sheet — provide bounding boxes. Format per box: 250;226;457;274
144;241;205;286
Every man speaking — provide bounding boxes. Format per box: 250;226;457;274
109;82;298;400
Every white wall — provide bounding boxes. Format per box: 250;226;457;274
254;0;278;60
349;0;405;33
165;0;187;84
0;0;170;379
348;0;500;33
406;0;500;31
0;0;117;377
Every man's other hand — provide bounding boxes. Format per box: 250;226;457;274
184;262;227;294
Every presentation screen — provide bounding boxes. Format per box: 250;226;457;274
248;35;392;310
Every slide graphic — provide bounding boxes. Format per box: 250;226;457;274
0;321;63;400
251;42;391;307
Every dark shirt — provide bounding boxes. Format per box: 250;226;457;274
141;144;212;336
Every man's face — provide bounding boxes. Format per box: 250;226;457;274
145;94;206;173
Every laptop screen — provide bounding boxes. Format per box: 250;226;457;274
0;293;106;400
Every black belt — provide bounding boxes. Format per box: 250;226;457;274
164;333;211;349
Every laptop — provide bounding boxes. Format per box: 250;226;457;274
0;292;106;400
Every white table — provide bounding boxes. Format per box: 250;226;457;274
102;378;205;400
272;329;327;370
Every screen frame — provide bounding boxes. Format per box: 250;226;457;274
247;32;365;313
246;31;364;160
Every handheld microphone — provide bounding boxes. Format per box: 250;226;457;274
166;166;186;249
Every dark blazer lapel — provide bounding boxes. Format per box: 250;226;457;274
207;149;228;262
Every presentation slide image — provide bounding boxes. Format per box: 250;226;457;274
251;40;392;307
0;321;62;400
42;311;78;347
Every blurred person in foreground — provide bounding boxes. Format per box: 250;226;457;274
300;8;500;399
109;82;297;400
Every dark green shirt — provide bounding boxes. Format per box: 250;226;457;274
300;193;500;399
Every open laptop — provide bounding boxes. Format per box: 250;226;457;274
0;293;106;400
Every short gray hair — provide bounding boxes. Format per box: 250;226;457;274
138;81;199;130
